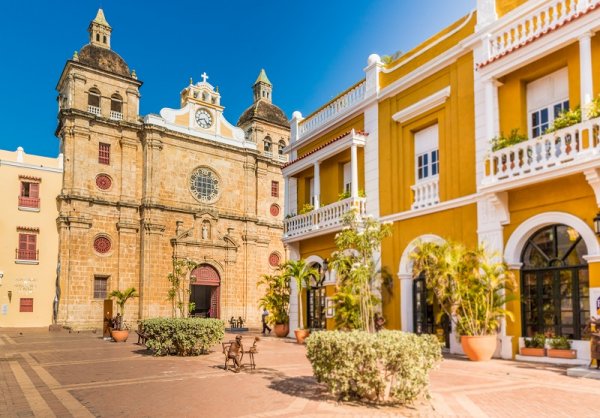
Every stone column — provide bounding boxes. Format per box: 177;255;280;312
350;143;359;199
313;162;320;209
398;273;413;332
286;242;300;337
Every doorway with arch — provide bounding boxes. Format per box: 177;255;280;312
190;264;221;318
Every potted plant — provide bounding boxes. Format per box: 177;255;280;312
547;335;577;359
108;287;139;342
521;333;546;357
410;241;516;361
282;259;319;343
258;272;291;338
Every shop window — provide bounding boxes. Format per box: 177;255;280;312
98;143;110;165
20;298;33;312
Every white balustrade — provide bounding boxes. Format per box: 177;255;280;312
88;105;101;116
284;197;367;238
110;111;123;121
484;118;600;184
483;0;599;63
411;178;440;209
278;154;288;162
264;150;273;158
298;81;366;140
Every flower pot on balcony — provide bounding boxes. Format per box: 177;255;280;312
547;348;577;359
461;335;497;361
520;347;546;357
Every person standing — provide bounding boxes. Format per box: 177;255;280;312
261;309;271;335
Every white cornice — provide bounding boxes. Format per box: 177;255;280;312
0;160;63;173
379;193;478;224
392;87;451;123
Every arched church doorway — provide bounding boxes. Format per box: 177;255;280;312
190;264;220;318
307;262;326;329
521;224;589;339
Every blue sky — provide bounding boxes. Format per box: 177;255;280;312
0;0;474;157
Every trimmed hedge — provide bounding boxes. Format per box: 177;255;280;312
140;318;225;356
305;330;442;404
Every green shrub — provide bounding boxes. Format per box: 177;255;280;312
141;317;225;356
546;107;581;134
305;330;442;404
524;333;545;348
549;335;571;350
491;129;528;152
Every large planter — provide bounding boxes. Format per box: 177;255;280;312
548;348;577;359
520;347;546;357
111;329;129;342
274;323;289;338
294;329;310;344
461;335;497;361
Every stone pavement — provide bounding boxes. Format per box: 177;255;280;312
1;328;600;417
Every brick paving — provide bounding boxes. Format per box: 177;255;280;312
1;328;600;417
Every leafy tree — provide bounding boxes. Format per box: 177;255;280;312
109;287;139;329
330;210;392;333
167;258;197;318
257;271;291;325
282;259;319;330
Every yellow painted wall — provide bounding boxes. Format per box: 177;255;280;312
0;149;62;327
379;53;475;217
498;44;580;137
297;114;364;158
496;0;529;17
593;34;600;98
381;204;479;330
380;13;475;89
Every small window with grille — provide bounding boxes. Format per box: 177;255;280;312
271;181;279;197
20;298;34;312
99;143;110;165
93;276;109;299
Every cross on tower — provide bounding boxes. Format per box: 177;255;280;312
201;72;209;83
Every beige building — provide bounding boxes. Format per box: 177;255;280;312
0;147;63;327
55;9;289;329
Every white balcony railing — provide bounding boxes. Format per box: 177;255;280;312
483;0;600;64
298;81;366;140
483;118;600;185
411;178;440;209
110;111;123;121
284;197;367;239
278;154;288;162
88;105;101;116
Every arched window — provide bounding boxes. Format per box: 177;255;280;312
521;224;589;339
96;33;100;42
88;88;101;115
103;35;107;44
110;94;122;119
278;140;286;156
263;136;272;154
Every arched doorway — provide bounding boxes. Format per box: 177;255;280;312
521;224;589;339
190;264;220;318
307;262;326;329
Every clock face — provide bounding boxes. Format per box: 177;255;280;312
189;167;220;203
195;108;213;128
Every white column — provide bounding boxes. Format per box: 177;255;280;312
287;242;300;337
580;32;594;121
398;273;413;332
484;78;499;142
313;162;320;209
350;143;359;198
284;177;290;216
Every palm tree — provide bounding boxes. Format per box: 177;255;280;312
109;287;139;329
282;259;319;330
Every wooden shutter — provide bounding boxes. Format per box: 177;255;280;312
29;183;39;198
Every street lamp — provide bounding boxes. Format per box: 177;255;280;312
594;212;600;236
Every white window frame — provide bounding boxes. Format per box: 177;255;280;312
414;124;439;183
527;68;569;138
342;162;351;194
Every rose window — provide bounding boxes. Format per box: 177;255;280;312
270;204;280;217
190;167;220;203
269;252;281;267
93;236;112;254
96;174;112;190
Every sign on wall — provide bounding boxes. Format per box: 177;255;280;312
590;287;600;318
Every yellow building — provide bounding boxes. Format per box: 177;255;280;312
0;147;63;327
283;0;600;363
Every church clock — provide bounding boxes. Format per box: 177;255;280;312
195;108;213;128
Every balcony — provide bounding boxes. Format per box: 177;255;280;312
284;197;366;240
110;110;123;121
480;0;600;67
264;150;273;158
298;81;366;141
16;249;39;262
411;177;440;209
482;118;600;190
278;154;288;163
18;196;40;209
88;105;101;116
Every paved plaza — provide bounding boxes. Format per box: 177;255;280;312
2;328;600;417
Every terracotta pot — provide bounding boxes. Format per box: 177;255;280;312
547;348;577;359
461;335;497;361
294;329;310;344
274;323;289;338
111;329;129;343
520;347;546;357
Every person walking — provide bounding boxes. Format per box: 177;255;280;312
261;308;271;335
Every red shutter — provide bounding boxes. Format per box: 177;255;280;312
19;234;28;250
29;183;39;198
20;182;26;197
27;234;37;252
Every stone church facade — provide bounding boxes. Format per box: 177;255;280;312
55;10;289;329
